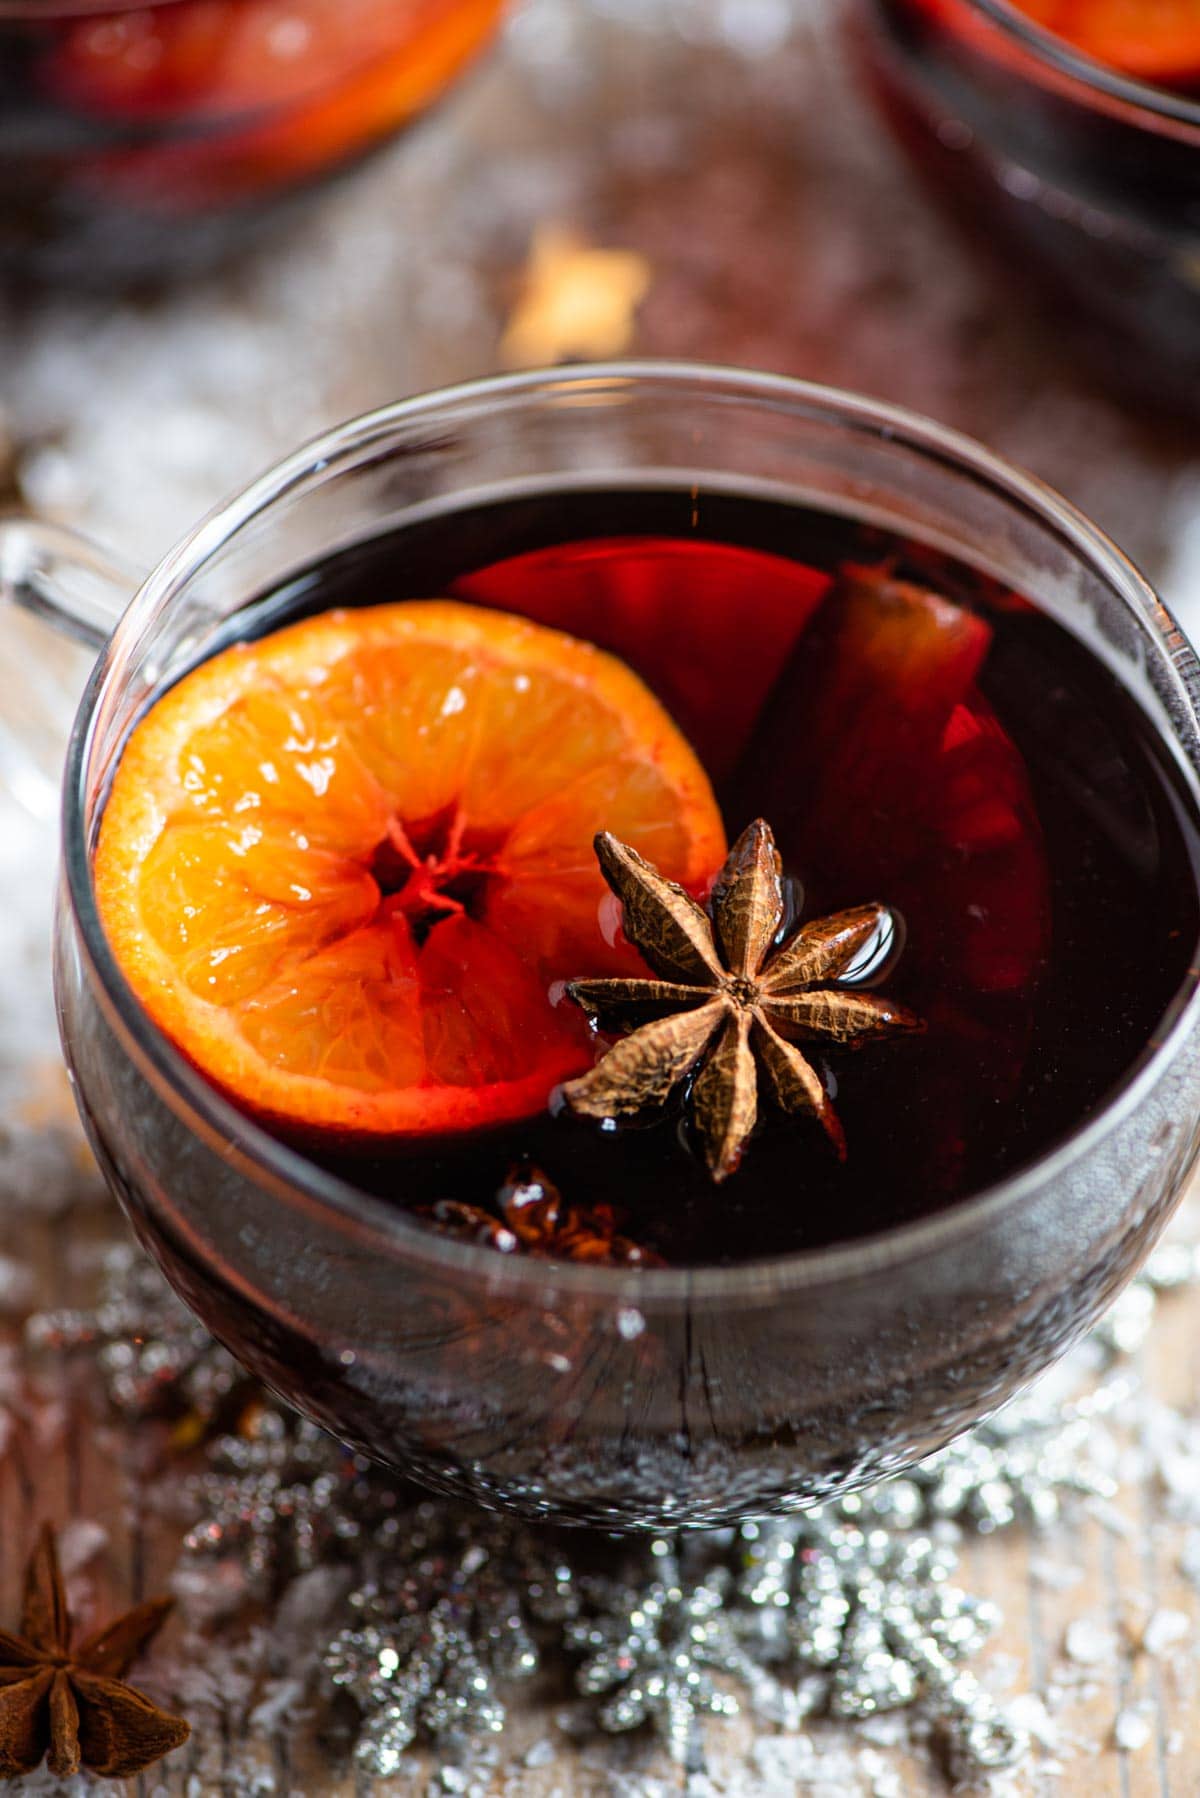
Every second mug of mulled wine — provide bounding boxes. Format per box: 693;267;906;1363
0;0;505;286
852;0;1200;414
13;365;1200;1527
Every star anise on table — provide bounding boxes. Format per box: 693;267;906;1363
0;1524;190;1779
562;819;922;1182
424;1164;665;1267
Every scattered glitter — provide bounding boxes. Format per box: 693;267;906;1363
1142;1609;1190;1656
903;1383;1119;1532
1181;1530;1200;1586
1064;1619;1118;1666
179;1413;401;1599
1114;1704;1155;1753
1029;1559;1084;1592
27;1208;1200;1788
1094;1238;1200;1357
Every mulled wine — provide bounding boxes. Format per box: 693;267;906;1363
854;0;1200;412
0;0;503;285
95;488;1200;1270
52;371;1200;1523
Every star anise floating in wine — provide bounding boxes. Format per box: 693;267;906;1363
424;1163;664;1266
0;1524;190;1780
562;819;923;1182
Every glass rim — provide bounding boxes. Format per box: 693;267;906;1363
952;0;1200;131
60;359;1200;1304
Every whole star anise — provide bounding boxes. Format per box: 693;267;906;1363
0;1524;190;1779
562;819;922;1182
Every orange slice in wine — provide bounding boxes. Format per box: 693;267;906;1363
95;600;725;1142
1052;0;1200;85
50;0;506;204
923;0;1200;88
52;0;504;121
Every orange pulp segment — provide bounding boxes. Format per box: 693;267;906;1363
95;600;726;1141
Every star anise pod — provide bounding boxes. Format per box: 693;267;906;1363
424;1165;665;1267
0;1524;190;1779
562;819;922;1182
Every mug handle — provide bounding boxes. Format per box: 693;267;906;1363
0;516;145;651
0;517;146;814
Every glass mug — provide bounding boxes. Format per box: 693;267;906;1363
852;0;1200;415
4;364;1200;1529
0;0;506;286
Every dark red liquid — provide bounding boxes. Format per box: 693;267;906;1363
855;0;1200;414
0;0;501;285
221;487;1200;1265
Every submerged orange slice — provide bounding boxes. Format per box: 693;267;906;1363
95;600;725;1141
1049;0;1200;85
926;0;1200;88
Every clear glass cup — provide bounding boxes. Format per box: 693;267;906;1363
0;0;505;286
6;362;1200;1528
851;0;1200;414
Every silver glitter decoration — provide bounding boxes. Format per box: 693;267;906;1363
26;1243;245;1430
565;1539;748;1766
903;1381;1121;1532
1093;1240;1200;1357
735;1513;1026;1775
181;1412;406;1598
323;1503;577;1776
36;1229;1200;1783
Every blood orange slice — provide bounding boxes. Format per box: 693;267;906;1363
456;538;829;784
736;564;1050;1190
95;600;725;1142
741;563;1049;1006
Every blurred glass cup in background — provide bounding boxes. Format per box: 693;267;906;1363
0;0;505;285
852;0;1200;416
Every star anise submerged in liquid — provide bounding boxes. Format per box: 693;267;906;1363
424;1164;665;1267
562;819;923;1182
0;1525;190;1779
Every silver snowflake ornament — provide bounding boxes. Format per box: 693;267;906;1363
322;1502;575;1774
41;1224;1200;1790
903;1381;1120;1533
566;1539;752;1766
735;1514;1026;1774
26;1244;246;1432
182;1411;407;1598
325;1586;510;1774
